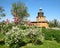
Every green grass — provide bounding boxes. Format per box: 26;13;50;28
0;40;60;48
0;44;9;48
23;40;60;48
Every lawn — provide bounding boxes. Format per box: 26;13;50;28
0;45;9;48
23;40;60;48
0;40;60;48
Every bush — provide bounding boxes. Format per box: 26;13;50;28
42;28;60;42
5;26;25;48
54;35;60;42
53;30;60;42
5;26;44;48
44;32;53;40
27;27;44;44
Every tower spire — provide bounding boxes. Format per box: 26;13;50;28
37;8;44;17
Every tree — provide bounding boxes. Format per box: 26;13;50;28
58;22;60;28
49;19;58;27
11;2;29;24
53;19;58;27
0;6;5;19
49;21;54;27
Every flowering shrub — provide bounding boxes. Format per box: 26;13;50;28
0;23;13;34
5;26;25;48
5;25;44;48
27;28;44;44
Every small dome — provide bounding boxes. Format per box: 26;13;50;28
39;7;43;12
40;7;42;10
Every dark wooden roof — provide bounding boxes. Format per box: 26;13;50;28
31;21;49;23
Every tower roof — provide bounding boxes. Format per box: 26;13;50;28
36;8;44;18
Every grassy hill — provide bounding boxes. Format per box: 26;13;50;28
0;27;60;48
22;40;60;48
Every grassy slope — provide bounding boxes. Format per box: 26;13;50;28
0;40;60;48
0;28;60;48
23;28;60;48
23;40;60;48
0;45;9;48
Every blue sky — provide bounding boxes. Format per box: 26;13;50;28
0;0;60;22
